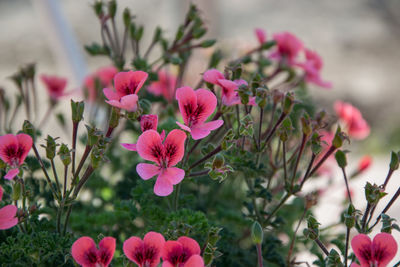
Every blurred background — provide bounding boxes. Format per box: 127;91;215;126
1;0;400;263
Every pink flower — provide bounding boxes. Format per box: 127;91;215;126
334;101;370;140
71;236;116;267
358;155;372;173
123;231;165;267
121;114;160;152
161;236;204;267
148;71;177;102
103;70;148;112
203;69;256;107
0;134;32;180
84;66;118;102
175;86;224;140
270;32;303;65
136;129;186;196
297;49;332;89
351;233;397;267
41;74;68;101
0;204;18;230
254;28;267;44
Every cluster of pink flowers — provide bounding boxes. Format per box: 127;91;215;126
71;232;204;267
0;185;18;230
84;66;118;102
148;70;177;102
41;74;69;102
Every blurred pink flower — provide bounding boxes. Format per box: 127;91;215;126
84;66;117;102
136;129;186;196
161;236;204;267
358;155;372;173
175;86;224;140
0;205;18;230
254;28;267;44
41;74;68;101
0;134;32;180
334;101;370;140
297;49;332;89
270;31;303;65
351;233;397;267
71;236;116;267
0;185;3;201
123;231;165;267
148;70;177;102
121;114;159;152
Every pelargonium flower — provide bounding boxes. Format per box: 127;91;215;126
334;101;370;140
254;28;267;44
270;31;303;65
203;69;256;107
0;134;33;180
148;70;177;102
84;66;118;102
121;114;160;152
351;233;397;267
71;236;116;267
41;74;68;101
103;70;148;112
358;155;372;173
123;231;165;267
296;49;332;89
162;236;204;267
175;86;224;140
136;129;186;196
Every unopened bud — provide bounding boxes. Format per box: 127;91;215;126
251;221;263;244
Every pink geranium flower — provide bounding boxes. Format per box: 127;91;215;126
203;69;256;107
351;233;397;267
162;236;204;267
71;236;116;267
334;101;370;140
0;185;18;230
84;66;118;102
297;49;332;89
0;134;33;180
136;129;186;196
123;231;165;267
175;86;224;140
41;74;68;101
121;114;160;152
270;31;303;65
148;70;177;102
358;155;372;173
103;70;148;112
254;28;267;44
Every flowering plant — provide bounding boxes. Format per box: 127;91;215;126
0;2;398;267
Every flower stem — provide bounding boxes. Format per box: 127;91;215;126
256;243;263;267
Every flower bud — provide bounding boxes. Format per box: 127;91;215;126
107;0;117;18
332;126;345;148
389;151;399;171
22;120;35;139
212;155;224;169
364;182;387;205
344;204;356;229
109;107;120;129
326;249;343;267
282;92;294;114
43;135;58;160
123;8;131;28
58;143;71;166
85;125;102;147
71;100;84;123
335;150;347;168
12;182;22;201
251;221;263;244
301;113;312;136
93;0;103;18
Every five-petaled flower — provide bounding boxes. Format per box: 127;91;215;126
121;114;160;152
296;49;332;89
84;66;118;102
161;236;204;267
334;101;370;140
136;129;186;196
0;185;18;230
175;86;224;140
270;31;303;66
123;231;165;267
351;233;397;267
254;28;267;45
148;70;177;102
103;70;148;112
0;134;32;180
41;74;68;102
71;236;116;267
203;69;256;107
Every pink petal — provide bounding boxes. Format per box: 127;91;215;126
164;129;186;167
0;185;3;201
97;66;117;86
372;233;398;267
16;133;32;164
136;163;161;180
184;255;204;267
350;264;361;267
71;236;98;267
177;236;201;256
351;234;373;267
176;121;192;133
190;120;223;140
255;28;266;44
115;71;148;96
119;94;139;112
162;240;183;263
140;114;158;132
123;236;144;265
217;79;238;101
0;134;18;165
4;168;19;180
162;262;175;267
154;173;174;196
143;231;165;265
121;143;137;151
203;69;224;85
0;205;18;230
191;127;212;140
160;130;166;142
201;120;224;131
98;237;116;267
234;79;248;87
176;86;198;125
103;87;120;101
159;167;185;185
194;89;218;124
136;130;163;164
